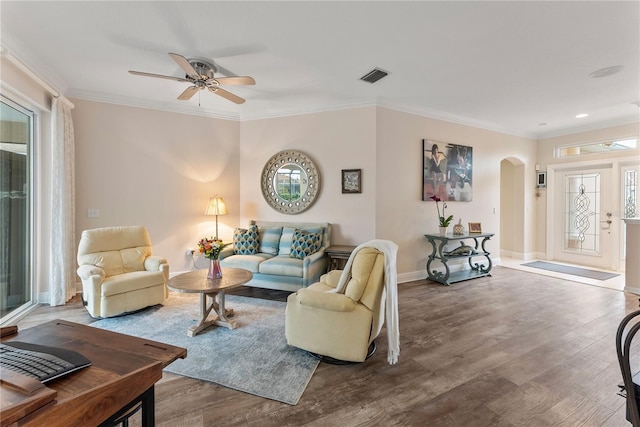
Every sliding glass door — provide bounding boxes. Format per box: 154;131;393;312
0;96;33;322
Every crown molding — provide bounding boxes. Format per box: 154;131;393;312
66;89;241;121
67;89;379;122
238;98;378;121
0;34;68;95
534;115;640;140
376;97;538;139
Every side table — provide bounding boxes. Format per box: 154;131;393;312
424;232;494;285
325;245;356;272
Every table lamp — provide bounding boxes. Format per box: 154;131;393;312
204;195;228;240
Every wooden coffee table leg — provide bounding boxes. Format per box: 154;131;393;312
187;291;237;337
211;290;237;330
187;292;217;337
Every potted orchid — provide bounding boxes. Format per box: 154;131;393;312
197;237;231;279
430;195;454;235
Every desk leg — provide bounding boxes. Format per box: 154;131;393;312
141;385;155;427
187;291;237;337
98;385;154;427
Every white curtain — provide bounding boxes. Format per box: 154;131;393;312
49;98;76;306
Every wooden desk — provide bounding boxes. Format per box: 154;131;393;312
325;245;356;272
0;319;186;426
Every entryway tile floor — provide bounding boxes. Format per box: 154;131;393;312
498;256;626;292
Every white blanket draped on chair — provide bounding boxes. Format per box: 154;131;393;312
333;239;400;364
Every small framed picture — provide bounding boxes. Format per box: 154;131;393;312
342;169;362;193
468;222;482;233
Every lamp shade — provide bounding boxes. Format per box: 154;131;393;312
204;196;228;216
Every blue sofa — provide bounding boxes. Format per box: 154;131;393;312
219;220;330;292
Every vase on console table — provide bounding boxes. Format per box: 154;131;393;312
207;258;223;279
453;219;464;235
439;226;448;237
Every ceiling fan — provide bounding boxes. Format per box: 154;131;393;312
129;52;255;104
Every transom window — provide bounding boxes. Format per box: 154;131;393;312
556;138;637;158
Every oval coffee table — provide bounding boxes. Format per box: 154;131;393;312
167;267;253;337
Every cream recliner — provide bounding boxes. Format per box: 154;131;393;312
285;247;386;363
76;226;169;318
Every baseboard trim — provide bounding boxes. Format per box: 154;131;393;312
624;286;640;296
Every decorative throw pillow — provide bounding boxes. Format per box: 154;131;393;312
289;229;323;259
278;227;297;256
258;227;282;255
233;225;259;255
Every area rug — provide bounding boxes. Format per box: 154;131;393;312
90;293;318;405
521;261;619;281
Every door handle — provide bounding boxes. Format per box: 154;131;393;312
601;211;613;224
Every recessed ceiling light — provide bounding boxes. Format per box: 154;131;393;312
588;65;624;78
576;113;589;119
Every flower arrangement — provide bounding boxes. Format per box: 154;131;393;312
197;237;231;260
430;195;454;227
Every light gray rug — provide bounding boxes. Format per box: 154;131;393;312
521;261;619;281
90;293;318;405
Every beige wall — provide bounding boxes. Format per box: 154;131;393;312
374;108;537;279
239;107;378;243
72;99;241;272
73;101;540;282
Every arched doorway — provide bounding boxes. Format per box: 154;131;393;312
500;158;526;259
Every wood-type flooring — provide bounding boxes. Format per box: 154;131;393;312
13;266;640;426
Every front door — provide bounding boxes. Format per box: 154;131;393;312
552;167;615;269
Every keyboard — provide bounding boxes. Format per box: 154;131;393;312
0;341;91;383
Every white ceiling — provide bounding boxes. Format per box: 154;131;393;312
2;1;639;139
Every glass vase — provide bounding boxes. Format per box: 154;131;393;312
207;258;223;279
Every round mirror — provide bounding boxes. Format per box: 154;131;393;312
261;150;320;214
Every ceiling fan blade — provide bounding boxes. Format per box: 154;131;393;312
129;70;190;83
168;52;199;79
177;86;200;100
209;87;245;104
215;76;256;86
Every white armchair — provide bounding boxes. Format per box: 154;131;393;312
76;226;168;318
285;247;387;363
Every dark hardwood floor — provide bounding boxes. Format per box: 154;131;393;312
13;266;640;426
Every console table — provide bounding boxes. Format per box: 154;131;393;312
424;232;494;286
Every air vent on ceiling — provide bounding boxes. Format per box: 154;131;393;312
588;65;624;78
360;68;389;84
